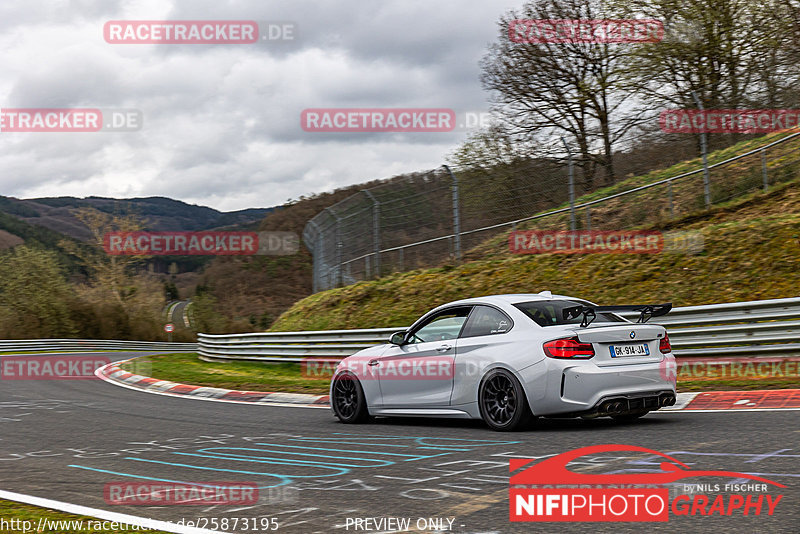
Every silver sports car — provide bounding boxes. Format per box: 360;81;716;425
330;292;677;431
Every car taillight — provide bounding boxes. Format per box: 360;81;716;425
543;337;595;359
659;333;672;354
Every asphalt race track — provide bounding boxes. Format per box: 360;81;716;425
1;352;798;534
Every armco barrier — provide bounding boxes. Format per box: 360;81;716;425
0;339;197;352
198;297;800;362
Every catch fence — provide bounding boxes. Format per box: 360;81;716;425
304;131;800;292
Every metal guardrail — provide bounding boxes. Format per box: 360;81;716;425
0;339;197;352
198;297;800;362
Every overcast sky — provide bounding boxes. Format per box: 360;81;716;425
0;0;526;211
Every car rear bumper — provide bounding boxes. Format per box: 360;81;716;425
519;355;677;416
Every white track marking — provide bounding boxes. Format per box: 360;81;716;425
0;489;229;534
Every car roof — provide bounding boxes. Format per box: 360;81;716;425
439;292;585;308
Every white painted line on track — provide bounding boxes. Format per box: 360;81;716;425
651;407;800;414
661;391;698;410
0;489;229;534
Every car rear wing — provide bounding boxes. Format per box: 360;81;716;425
563;303;672;327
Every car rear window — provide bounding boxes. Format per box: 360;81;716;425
514;300;625;327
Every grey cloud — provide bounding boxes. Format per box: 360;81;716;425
0;0;524;211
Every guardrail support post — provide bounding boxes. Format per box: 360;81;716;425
585;207;591;231
761;149;768;192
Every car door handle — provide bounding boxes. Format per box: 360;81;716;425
436;344;452;352
368;359;380;366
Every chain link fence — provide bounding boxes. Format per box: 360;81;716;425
304;131;800;292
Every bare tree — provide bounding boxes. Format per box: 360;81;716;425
481;0;646;189
618;0;800;146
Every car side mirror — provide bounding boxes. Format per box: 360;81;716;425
389;331;407;346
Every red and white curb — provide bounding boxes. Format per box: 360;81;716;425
96;359;329;409
662;389;800;412
96;359;800;413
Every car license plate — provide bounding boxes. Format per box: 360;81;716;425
609;343;650;357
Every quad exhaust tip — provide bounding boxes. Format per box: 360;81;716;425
660;393;676;407
597;393;675;415
599;399;627;414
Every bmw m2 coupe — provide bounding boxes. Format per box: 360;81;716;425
330;292;677;431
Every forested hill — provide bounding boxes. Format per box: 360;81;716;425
0;195;273;241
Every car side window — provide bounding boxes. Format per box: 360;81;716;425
460;305;513;338
408;307;471;343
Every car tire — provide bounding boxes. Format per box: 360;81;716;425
331;373;371;424
611;410;649;422
478;368;533;431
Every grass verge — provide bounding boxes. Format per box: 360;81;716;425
0;499;169;533
118;353;798;394
119;353;330;394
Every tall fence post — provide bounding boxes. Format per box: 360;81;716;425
324;207;342;287
314;234;321;292
443;165;461;262
691;91;711;208
561;137;576;231
306;220;321;293
362;189;381;278
761;149;768;192
668;180;674;218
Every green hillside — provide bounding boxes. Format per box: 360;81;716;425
271;135;800;331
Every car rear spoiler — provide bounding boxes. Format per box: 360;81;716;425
563;303;672;327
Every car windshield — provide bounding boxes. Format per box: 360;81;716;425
514;300;625;327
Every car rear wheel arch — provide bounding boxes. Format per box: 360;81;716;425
477;366;535;431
